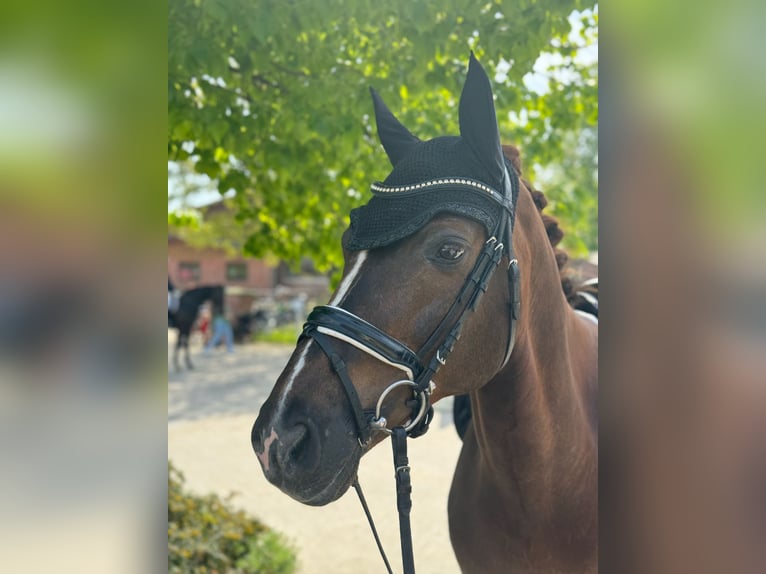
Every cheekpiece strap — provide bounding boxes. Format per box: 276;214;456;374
308;330;372;444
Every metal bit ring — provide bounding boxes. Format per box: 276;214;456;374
369;380;429;435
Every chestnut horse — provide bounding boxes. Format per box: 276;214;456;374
251;55;597;573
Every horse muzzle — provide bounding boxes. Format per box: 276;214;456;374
251;406;361;506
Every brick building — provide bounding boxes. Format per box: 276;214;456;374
168;235;275;292
168;234;329;319
168;197;330;323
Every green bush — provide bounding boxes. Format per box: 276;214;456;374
253;324;300;345
168;461;297;574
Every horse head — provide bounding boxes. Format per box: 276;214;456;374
252;54;521;505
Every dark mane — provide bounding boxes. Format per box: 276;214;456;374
502;145;593;306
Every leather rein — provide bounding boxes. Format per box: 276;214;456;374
300;168;520;574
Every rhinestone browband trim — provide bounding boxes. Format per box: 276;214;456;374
371;178;498;195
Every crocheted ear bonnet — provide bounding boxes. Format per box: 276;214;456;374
344;53;519;251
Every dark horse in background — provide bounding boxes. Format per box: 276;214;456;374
252;55;597;573
169;285;223;371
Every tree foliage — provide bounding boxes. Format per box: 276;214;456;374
169;0;598;270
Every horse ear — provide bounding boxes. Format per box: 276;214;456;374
459;52;505;183
370;86;421;167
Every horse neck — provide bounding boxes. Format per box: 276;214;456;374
470;185;597;514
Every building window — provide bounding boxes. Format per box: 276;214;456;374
226;262;248;281
178;261;200;282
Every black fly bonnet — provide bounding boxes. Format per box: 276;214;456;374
344;78;519;252
344;135;518;251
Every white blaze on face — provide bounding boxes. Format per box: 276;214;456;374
274;338;311;422
272;250;368;422
329;250;368;306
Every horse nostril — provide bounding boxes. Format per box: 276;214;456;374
277;421;321;477
285;424;309;465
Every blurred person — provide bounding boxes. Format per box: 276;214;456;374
167;278;180;313
196;306;211;345
204;303;233;353
291;293;307;336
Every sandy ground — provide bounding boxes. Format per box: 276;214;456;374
168;332;463;574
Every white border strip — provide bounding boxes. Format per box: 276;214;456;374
574;309;598;325
316;326;415;381
577;291;599;308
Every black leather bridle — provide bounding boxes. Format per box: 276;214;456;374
300;168;520;574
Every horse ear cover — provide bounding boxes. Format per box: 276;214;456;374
459;52;506;186
345;54;516;251
370;87;421;167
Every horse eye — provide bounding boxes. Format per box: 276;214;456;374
437;243;466;261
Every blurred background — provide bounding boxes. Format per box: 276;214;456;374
1;0;165;572
0;0;763;572
602;1;766;571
